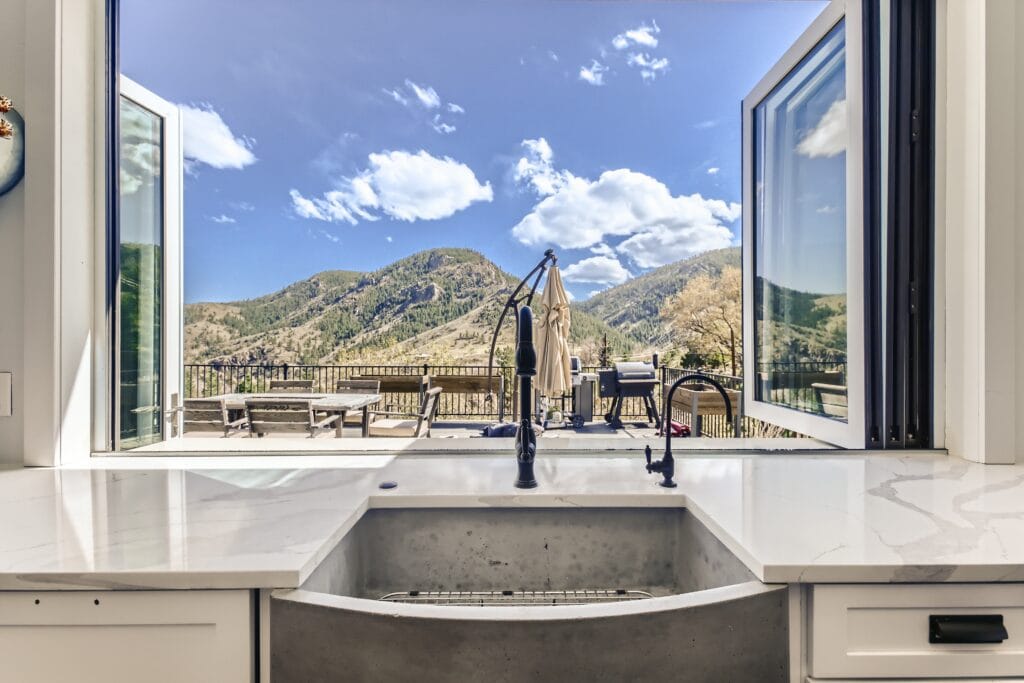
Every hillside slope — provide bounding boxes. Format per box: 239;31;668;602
579;247;741;344
184;248;635;365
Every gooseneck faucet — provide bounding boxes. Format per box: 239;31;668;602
645;373;734;488
514;306;538;489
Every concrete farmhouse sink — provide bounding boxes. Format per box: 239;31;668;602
271;507;788;682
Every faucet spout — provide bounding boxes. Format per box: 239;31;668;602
514;306;538;489
646;373;734;488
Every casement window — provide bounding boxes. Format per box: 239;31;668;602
112;78;184;450
742;0;934;449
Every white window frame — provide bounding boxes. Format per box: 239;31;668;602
741;0;866;449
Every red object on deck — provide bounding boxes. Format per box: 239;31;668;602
660;421;690;437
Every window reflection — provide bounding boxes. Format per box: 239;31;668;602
119;97;164;448
753;21;847;420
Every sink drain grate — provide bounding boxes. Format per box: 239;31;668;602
379;589;654;606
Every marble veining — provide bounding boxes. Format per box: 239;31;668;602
0;452;1023;589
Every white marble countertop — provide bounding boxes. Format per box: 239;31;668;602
1;452;1023;590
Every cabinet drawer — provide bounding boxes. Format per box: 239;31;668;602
810;584;1024;679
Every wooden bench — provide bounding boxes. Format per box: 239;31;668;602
245;398;343;438
812;383;849;419
183;398;246;437
429;374;505;421
269;379;315;393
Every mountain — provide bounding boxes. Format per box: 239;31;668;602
756;278;847;360
184;248;636;366
578;247;741;345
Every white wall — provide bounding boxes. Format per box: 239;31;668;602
0;0;99;468
1015;1;1024;463
0;0;27;467
943;0;1022;464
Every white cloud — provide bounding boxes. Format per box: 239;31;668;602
588;289;605;298
431;115;457;135
231;201;255;212
627;52;669;81
405;79;441;109
797;98;847;158
119;107;159;194
512;169;738;255
386;235;393;243
548;51;560;63
562;255;632;285
383;88;409;106
447;103;465;114
612;22;660;50
514;137;573;196
694;119;719;130
707;167;720;175
209;214;236;224
578;60;608;86
816;204;839;214
320;230;341;244
564;289;575;301
291;149;493;225
179;103;256;170
510;140;740;269
616;222;733;269
290;189;327;221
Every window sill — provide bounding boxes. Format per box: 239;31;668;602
93;436;832;460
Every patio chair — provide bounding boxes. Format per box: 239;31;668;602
269;379;315;393
183;398;246;437
245;398;342;438
367;387;442;438
812;383;848;419
335;379;382;425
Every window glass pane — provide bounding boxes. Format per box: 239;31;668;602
119;96;164;448
753;21;847;419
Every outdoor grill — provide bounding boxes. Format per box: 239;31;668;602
598;361;661;428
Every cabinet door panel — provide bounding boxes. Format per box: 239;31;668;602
0;590;252;683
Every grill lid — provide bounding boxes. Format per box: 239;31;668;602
615;361;656;381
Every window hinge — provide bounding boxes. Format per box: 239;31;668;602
889;424;902;443
910;109;921;143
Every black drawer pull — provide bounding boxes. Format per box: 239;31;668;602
929;615;1008;644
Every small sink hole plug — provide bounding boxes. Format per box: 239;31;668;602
645;373;733;488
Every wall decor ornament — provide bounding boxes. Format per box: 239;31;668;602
0;95;25;197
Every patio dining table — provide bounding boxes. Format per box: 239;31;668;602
213;392;382;438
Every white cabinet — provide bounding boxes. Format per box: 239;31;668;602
0;590;253;683
809;584;1024;680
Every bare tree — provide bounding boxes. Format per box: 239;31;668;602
660;266;742;376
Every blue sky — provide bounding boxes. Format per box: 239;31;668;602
121;0;828;304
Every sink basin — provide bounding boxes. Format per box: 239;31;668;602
272;508;788;682
301;507;756;599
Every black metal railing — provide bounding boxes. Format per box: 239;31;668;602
185;363;517;419
183;362;842;438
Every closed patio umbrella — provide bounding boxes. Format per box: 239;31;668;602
535;266;572;397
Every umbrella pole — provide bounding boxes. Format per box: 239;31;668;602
486;249;557;423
